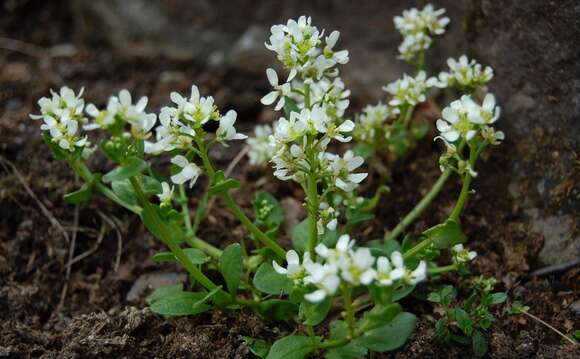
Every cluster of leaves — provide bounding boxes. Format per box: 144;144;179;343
427;277;507;357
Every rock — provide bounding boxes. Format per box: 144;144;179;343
125;272;187;303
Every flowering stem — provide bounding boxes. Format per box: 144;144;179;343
449;144;478;222
384;168;452;242
304;83;311;109
403;236;433;260
221;194;286;259
69;159;142;215
129;176;226;296
178;184;193;233
342;285;355;336
306;173;319;258
427;263;458;276
196;138;285;259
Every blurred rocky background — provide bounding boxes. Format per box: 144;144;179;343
1;0;578;266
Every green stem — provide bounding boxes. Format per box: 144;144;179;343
186;236;222;259
427;263;458;276
317;315;374;349
342;285;355;336
70;159;142;214
304;83;311;109
178;184;193;232
129;176;224;295
221;194;286;259
385;168;452;242
197;138;285;259
449;144;478;222
403;237;434;260
306;173;319;257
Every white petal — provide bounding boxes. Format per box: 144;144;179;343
272;260;288;275
261;91;278;105
171;155;189;168
266;68;278;87
304;289;326;303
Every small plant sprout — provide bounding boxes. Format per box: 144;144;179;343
32;4;506;358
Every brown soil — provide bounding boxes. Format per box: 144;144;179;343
1;6;578;359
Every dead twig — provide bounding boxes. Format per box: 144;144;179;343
69;223;106;267
0;156;70;244
98;211;123;272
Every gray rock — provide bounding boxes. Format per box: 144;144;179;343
125;272;187;303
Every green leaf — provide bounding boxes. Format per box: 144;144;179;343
266;335;319;359
365;239;400;257
219;243;243;295
152;248;209;265
207;170;240;196
253;262;293;295
63;183;92;204
242;336;271;358
146;284;184;305
392;284;415;301
299;297;332;326
422;220;467;250
111;179;138;206
490;292;507;305
102;157;148;183
345;207;374;229
352;142;375;158
325;344;367;359
291;219;309;254
149;291;211;316
141;175;162;195
428;292;441;303
435;319;451;342
254;192;283;230
42;134;68;161
282;96;300;119
454;308;473;336
472;330;488;357
355;312;417;352
258;299;298;321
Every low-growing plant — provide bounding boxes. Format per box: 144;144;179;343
427;276;507;357
30;4;505;358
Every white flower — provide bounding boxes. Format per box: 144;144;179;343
323;31;349;64
383;71;439;107
438;55;494;89
436;95;481;142
31;87;89;152
157;182;174;205
247;123;276;166
217;110;247;143
315;234;354;263
303;262;340;303
405;261;427;285
170;155;201;188
397;32;432;62
84;90;156;136
452;244;477;263
339;247;377;285
394;4;449;37
479;94;501;124
273;250;311;282
161;85;216;126
375;254;406;286
30;86;85;122
261;68;292;111
328;151;368;192
354;102;399;142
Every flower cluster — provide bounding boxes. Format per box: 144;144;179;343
383;71;439;108
394;4;450;62
436;93;504;175
452;244;477;264
265;16;348;82
436;94;502;143
85;89;157;138
30;86;89;152
353;102;399;143
438;55;494;90
273;235;427;303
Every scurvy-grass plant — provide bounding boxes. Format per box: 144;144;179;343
31;4;504;358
